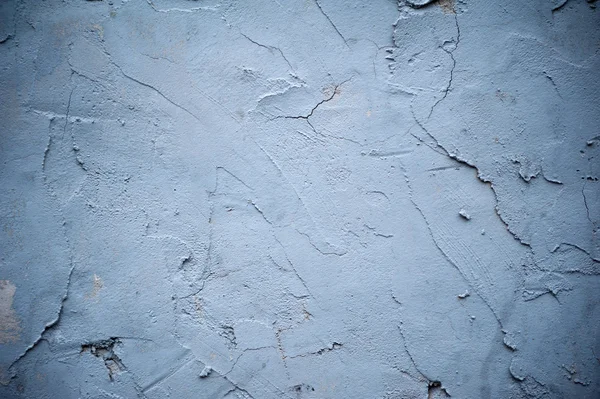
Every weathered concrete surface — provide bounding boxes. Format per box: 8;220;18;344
0;0;598;397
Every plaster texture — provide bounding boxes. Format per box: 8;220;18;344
0;0;599;398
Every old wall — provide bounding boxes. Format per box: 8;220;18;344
0;0;599;398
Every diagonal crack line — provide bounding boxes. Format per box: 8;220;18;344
213;347;293;399
217;166;254;191
221;376;256;399
401;165;505;328
409;195;504;329
223;347;277;376
427;13;461;121
113;63;202;122
413;126;534;250
141;356;195;394
8;256;76;374
42;120;54;171
273;237;316;300
306;119;319;136
240;32;294;72
407;20;534;253
582;181;595;226
62;85;74;140
409;106;448;157
248;200;274;226
543;72;563;99
314;0;350;48
397;323;430;383
295;229;347;256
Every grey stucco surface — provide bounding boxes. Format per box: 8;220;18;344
0;0;599;397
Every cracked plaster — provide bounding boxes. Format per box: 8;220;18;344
0;0;599;398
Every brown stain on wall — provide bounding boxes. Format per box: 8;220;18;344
86;274;104;299
438;0;455;14
0;280;21;344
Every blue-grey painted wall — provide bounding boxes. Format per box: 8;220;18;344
0;0;598;397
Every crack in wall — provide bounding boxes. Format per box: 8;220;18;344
397;323;449;397
394;3;536;254
80;338;125;381
313;0;350;48
288;342;342;359
582;181;595;227
278;78;351;121
401;168;505;329
411;105;535;250
426;13;460;120
3;1;598;397
6;253;75;380
6;79;81;381
239;32;294;73
115;64;202;123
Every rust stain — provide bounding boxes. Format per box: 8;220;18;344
91;24;104;40
438;0;455;14
86;274;104;299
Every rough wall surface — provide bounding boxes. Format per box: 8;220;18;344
0;0;599;398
